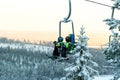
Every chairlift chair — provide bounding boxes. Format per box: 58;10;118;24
85;0;120;47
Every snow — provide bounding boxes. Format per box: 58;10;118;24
93;75;113;80
0;43;119;80
0;43;53;53
93;75;120;80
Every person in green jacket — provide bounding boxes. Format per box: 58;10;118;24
61;36;71;57
63;36;75;54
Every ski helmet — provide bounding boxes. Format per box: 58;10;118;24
58;37;63;42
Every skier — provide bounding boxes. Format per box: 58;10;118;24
52;35;74;59
62;36;71;58
62;35;75;57
65;35;74;50
52;36;64;58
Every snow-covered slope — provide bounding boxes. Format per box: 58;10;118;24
0;43;53;53
93;75;113;80
0;42;119;80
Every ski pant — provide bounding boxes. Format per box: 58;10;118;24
53;46;60;57
61;47;67;58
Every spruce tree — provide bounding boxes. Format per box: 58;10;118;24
103;18;120;80
61;27;98;80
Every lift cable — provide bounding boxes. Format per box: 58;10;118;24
85;0;116;18
85;0;112;8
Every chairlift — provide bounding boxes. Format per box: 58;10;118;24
52;0;75;59
85;0;120;46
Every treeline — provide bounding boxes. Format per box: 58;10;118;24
0;37;22;44
0;37;53;46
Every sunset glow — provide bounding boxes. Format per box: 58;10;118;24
0;0;118;46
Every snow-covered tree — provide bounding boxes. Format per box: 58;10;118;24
104;18;120;31
61;27;98;80
103;19;120;80
114;0;120;9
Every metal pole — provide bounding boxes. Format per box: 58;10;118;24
109;35;112;47
70;20;74;34
59;21;62;37
59;20;75;37
111;7;115;19
64;0;71;22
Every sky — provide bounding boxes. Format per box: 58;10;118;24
0;0;119;46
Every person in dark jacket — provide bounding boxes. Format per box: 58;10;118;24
53;37;63;58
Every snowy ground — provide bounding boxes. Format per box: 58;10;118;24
93;75;113;80
0;42;53;54
0;42;119;80
94;75;120;80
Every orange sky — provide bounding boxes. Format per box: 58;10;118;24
0;30;110;46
